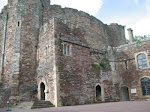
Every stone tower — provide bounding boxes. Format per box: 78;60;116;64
0;0;51;106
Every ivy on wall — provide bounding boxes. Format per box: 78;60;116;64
92;56;111;73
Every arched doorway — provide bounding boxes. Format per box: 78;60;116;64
121;87;130;101
40;82;45;100
96;85;101;101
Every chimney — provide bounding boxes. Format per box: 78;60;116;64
127;28;134;43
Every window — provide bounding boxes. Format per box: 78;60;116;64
63;43;71;55
18;21;20;27
45;45;50;56
141;77;150;96
67;45;70;55
37;49;40;61
124;60;128;69
137;53;148;68
64;44;67;54
17;21;21;27
46;47;48;56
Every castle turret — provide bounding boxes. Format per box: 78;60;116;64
7;0;47;104
0;0;52;106
107;23;126;47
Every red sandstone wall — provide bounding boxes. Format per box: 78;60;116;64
0;1;126;107
116;40;150;101
18;0;44;102
37;20;56;105
54;19;120;106
1;3;15;87
45;5;126;49
0;2;16;107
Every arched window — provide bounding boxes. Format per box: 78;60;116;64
137;53;148;68
141;77;150;96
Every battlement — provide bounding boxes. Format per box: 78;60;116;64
40;17;85;34
49;4;103;25
54;17;84;29
7;0;50;8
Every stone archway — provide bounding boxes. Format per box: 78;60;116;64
121;86;130;101
40;82;45;100
96;85;101;101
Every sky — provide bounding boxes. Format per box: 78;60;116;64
0;0;149;38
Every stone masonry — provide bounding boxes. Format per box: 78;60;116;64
0;0;150;108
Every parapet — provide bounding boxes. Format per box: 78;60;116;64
109;23;125;28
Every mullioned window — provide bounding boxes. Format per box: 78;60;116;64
62;43;71;56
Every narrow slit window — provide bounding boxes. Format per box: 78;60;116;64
37;49;39;61
64;44;67;54
67;45;70;55
48;46;51;52
46;47;48;56
125;60;128;69
18;21;20;27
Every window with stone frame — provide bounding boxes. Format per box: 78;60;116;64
141;77;150;96
63;43;71;55
137;53;148;68
17;21;21;28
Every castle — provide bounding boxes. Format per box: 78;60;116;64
0;0;150;107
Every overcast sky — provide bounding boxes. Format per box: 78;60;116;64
0;0;150;38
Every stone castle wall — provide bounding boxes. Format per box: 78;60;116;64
36;19;56;105
0;0;44;106
18;0;41;102
106;23;126;47
0;0;17;106
44;5;126;48
116;40;150;101
0;0;126;107
0;0;16;86
54;19;120;106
